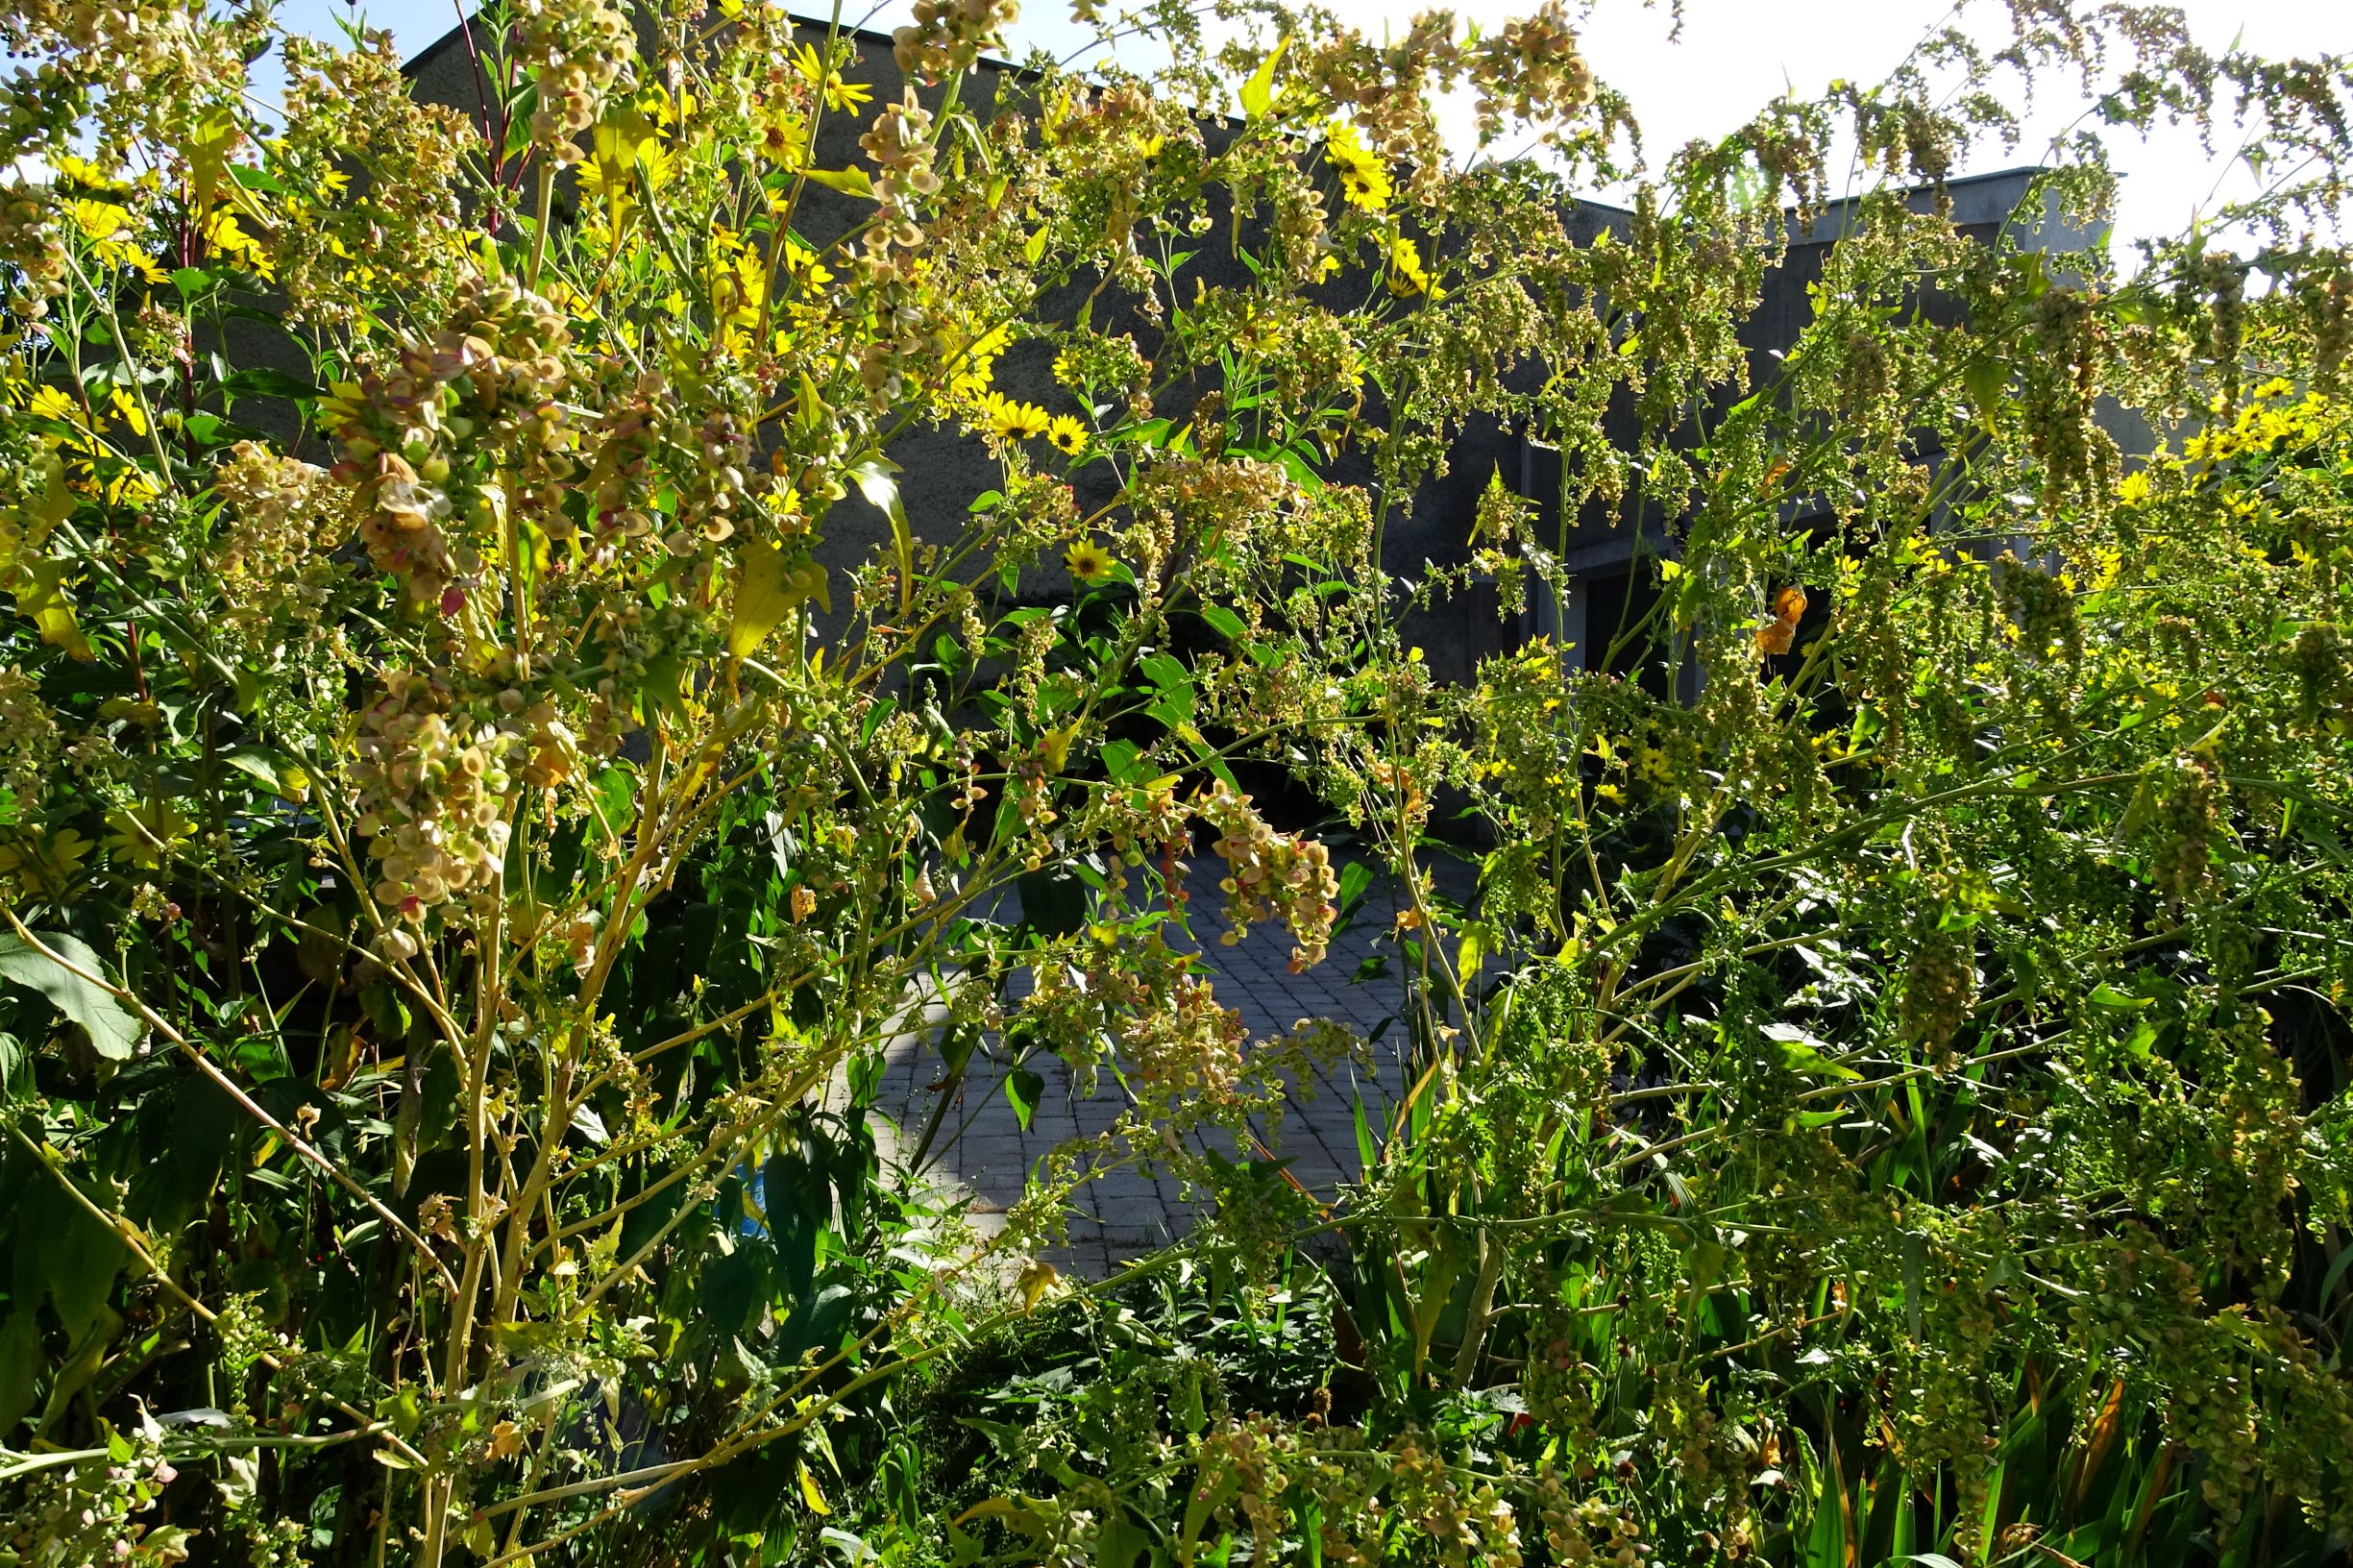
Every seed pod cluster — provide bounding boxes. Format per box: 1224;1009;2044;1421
326;275;572;609
516;0;636;160
1203;780;1339;971
353;672;518;940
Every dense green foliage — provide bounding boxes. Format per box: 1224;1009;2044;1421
1;1;2351;1565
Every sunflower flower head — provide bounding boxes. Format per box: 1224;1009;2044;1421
1065;537;1115;584
1386;235;1439;298
1046;412;1088;456
0;826;92;898
1325;120;1392;214
27;385;82;425
985;392;1050;442
952;323;1011;400
105;801;193;870
202;208;274;280
797;42;873;114
69;198;168;284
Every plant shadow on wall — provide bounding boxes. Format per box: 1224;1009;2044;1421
2;0;2353;1565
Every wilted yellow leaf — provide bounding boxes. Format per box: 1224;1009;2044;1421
727;540;829;658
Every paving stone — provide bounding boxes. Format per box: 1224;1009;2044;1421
827;853;1482;1276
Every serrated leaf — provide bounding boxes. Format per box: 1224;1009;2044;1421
0;931;141;1059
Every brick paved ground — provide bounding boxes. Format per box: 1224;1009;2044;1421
828;851;1483;1277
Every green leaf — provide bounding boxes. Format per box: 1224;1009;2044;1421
502;84;540;161
1139;653;1191;694
1336;859;1373;917
587;765;635;840
1017;866;1089;939
1761;1021;1860;1081
1239;34;1290;118
0;1312;37;1432
221;367;323;401
953;1498;1046;1539
1005;1066;1045;1132
802;166;875;199
222;745;311;800
1352;1095;1379;1178
1963;355;2006;434
1804;1431;1851;1568
797;1458;832;1515
13;558;88;659
1095;1515;1150;1568
21;1174;133;1335
850;456;913;614
1199;603;1246;641
0;932;140;1059
1182;1465;1239;1559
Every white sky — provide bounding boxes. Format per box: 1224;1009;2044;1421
273;0;2349;252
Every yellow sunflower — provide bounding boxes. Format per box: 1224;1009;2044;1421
1064;538;1115;584
69;198;168;284
951;323;1010;400
985;392;1050;442
105;800;194;869
0;827;93;897
1386;235;1439;298
109;386;148;436
201;208;273;280
1324;120;1392;213
27;385;83;425
796;42;872;113
1045;413;1088;456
